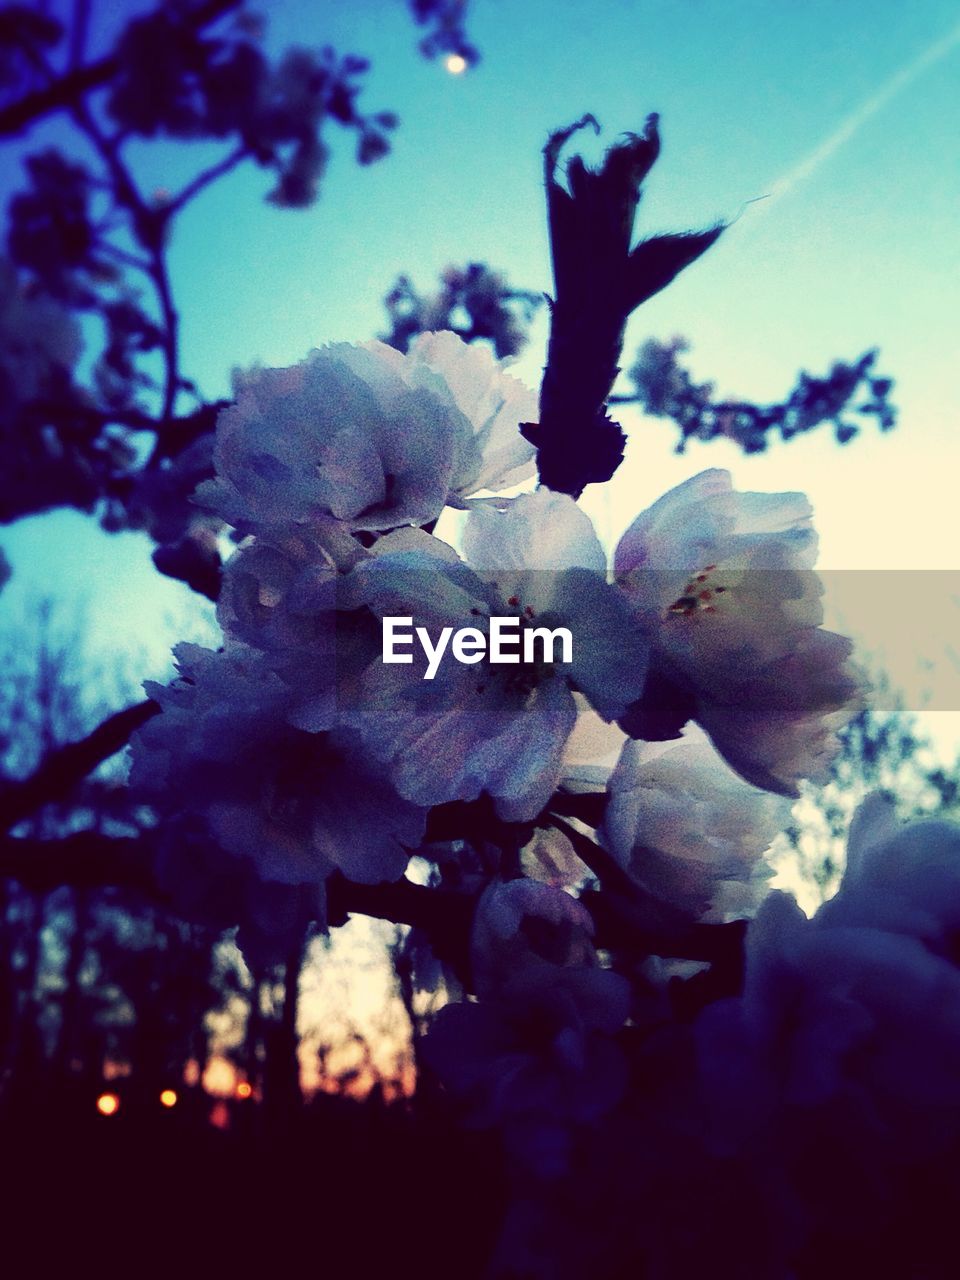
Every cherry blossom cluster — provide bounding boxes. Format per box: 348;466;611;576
133;331;859;954
132;329;960;1279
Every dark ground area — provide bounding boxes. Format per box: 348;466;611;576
0;1085;507;1277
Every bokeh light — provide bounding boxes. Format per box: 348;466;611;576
209;1100;230;1131
159;1089;178;1108
96;1092;120;1117
444;53;468;75
235;1082;253;1100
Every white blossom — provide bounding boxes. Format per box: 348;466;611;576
342;491;648;819
400;330;537;500
131;643;425;890
197;332;536;537
604;725;791;920
615;468;862;795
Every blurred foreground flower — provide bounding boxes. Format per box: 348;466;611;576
820;793;960;955
698;797;960;1193
0;258;83;408
424;880;629;1178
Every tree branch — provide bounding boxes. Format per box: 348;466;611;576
71;103;183;437
547;813;746;967
0;831;156;894
0;821;746;978
97;240;153;274
0;831;477;963
0;0;244;137
150;242;181;429
0;700;159;834
0;53;120;137
327;872;475;973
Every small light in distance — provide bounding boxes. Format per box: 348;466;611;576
159;1089;178;1108
96;1092;120;1117
444;53;468;75
236;1082;253;1100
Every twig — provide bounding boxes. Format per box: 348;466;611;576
166;145;249;216
71;103;182;437
97;240;153;274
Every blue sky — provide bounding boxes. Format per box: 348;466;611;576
3;0;960;719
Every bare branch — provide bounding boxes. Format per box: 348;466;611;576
71;103;183;435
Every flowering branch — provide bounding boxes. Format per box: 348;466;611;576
614;337;897;453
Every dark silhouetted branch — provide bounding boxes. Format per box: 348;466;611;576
547;813;746;969
0;53;120;136
522;114;723;496
0;700;159;833
0;831;156;893
0;822;746;978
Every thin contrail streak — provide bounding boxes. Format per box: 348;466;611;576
739;18;960;221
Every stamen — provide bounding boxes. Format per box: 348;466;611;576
666;565;727;619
